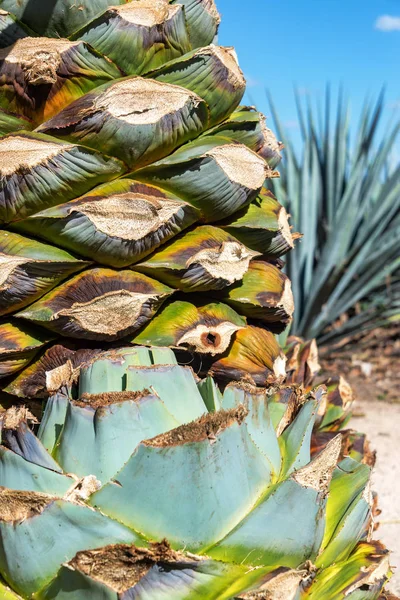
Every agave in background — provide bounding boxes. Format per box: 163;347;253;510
268;88;400;347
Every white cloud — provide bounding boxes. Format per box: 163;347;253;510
375;15;400;31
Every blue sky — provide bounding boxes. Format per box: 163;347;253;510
215;0;400;141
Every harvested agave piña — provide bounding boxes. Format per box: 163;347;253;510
0;0;395;597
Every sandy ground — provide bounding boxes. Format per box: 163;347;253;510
351;401;400;594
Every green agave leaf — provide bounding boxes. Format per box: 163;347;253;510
222;382;300;446
0;10;30;48
0;230;90;316
0;446;72;495
37;392;69;454
197;376;222;412
90;408;273;552
220;188;294;257
37;77;209;169
74;1;191;76
5;344;101;399
220;383;247;409
207;106;283;168
135;136;269;222
0;109;33;137
263;387;298;434
136;225;259;291
0;320;53;379
125;364;207;423
78;347;206;423
278;397;319;476
0;576;23;599
316;491;371;570
0;406;62;472
77;346;177;396
149;45;245;126
0;489;140;597
36;542;259;600
16;268;174;341
170;0;220;49
305;541;390;599
316;457;371;568
0;38;122;125
14;179;199;268
0;0;134;38
219;260;294;333
208;436;341;567
240;389;282;476
210;325;286;386
132;299;246;356
54;392;180;482
0;132;125;223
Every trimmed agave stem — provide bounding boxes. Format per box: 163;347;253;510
0;346;391;598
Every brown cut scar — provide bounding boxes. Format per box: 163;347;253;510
260;114;284;155
144;406;247;447
186;241;258;282
177;322;243;355
0;488;55;522
292;434;342;493
0;38;80;86
206;145;267;189
0;37;79;62
68;541;199;593
45;360;75;393
95;78;203;125
76;193;184;241
278;207;294;248
202;0;221;22
239;568;308;599
280;279;295;316
197;45;245;88
113;0;172;26
0;136;72;176
1;405;37;429
0;253;32;289
55;290;165;335
76;390;150;408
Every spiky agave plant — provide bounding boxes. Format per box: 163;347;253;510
0;1;395;598
268;88;400;347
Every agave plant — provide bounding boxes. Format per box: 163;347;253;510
0;346;392;599
268;88;400;347
0;0;293;385
0;0;396;597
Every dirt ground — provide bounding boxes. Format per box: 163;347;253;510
351;401;400;594
322;326;400;594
